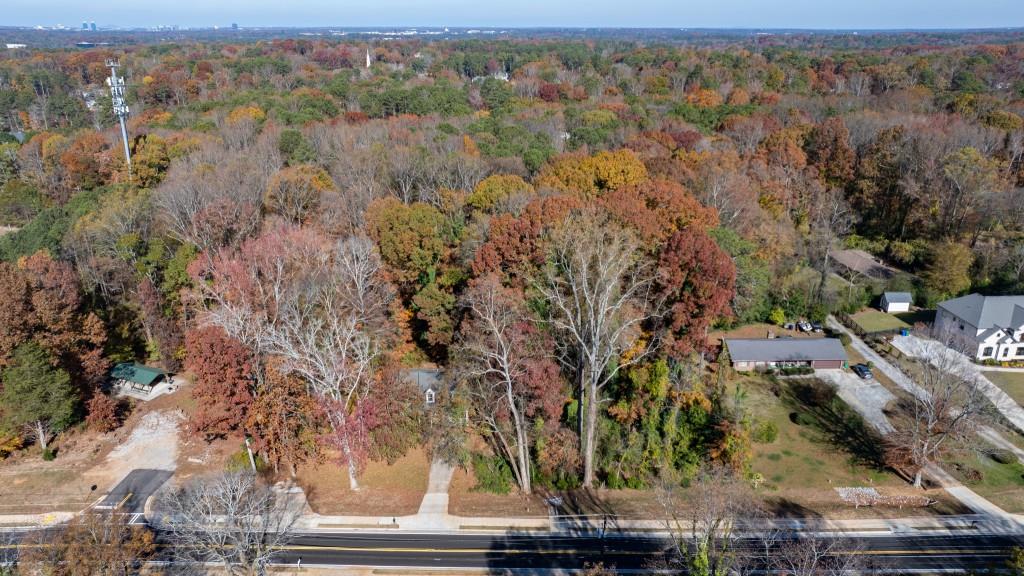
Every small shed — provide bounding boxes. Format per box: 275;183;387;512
110;363;167;394
880;292;913;313
725;338;848;371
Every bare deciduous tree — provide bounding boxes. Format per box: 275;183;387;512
456;276;555;494
810;186;855;304
657;465;758;576
888;340;988;488
157;472;299;576
538;211;657;488
768;534;864;576
265;237;395;490
18;512;156;576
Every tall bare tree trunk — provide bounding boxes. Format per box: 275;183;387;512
340;428;360;491
582;380;599;488
35;420;48;451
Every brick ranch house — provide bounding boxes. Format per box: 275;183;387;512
725;338;849;371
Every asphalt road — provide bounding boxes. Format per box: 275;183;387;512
265;531;1024;572
5;525;1020;572
96;469;174;513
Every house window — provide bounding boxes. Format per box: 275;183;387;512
982;347;994;357
1004;348;1010;357
425;389;436;405
1017;346;1024;357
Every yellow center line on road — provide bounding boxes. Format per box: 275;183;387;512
115;492;133;509
0;543;1009;559
275;545;1009;557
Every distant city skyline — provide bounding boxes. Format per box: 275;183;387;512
5;0;1024;30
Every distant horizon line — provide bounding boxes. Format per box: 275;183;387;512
4;25;1024;33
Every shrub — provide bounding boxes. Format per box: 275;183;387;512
470;453;513;494
991;450;1016;465
752;421;779;444
85;393;122;433
790;412;817;427
779;366;814;376
837;333;852;346
225;446;269;474
41;447;56;461
963;467;983;483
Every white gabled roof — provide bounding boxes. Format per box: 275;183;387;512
883;292;913;304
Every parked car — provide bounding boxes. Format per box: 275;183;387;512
810;322;823;333
783;322;796;331
797;321;813;332
851;364;873;380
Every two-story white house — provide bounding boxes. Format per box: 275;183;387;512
934;293;1024;362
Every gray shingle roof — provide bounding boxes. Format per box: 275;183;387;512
883;292;913;304
938;294;1024;330
725;338;848;363
404;368;442;392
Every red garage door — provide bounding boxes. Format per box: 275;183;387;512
812;360;844;369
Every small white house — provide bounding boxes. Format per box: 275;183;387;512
880;292;913;313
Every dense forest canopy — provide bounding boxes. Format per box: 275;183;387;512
0;30;1022;491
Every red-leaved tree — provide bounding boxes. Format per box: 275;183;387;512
184;326;255;439
657;228;736;359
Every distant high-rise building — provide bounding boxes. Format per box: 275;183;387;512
232;22;238;30
82;21;88;30
90;22;96;31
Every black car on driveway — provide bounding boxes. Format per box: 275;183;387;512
851;363;873;380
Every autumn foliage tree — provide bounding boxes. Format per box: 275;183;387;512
18;512;156;576
246;361;324;476
185;326;255;439
657;227;736;359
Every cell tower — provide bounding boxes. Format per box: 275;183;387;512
105;59;132;173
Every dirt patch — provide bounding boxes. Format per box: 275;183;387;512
447;465;547;518
295;447;430;516
175;433;244;481
707;323;822;349
81;409;183;492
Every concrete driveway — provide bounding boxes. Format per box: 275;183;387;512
892;334;1024;433
815;369;896;435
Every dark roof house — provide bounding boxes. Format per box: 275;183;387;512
938;294;1024;330
404;368;443;405
725;338;848;371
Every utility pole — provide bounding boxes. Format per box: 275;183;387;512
105;58;132;174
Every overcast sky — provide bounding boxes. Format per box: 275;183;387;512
5;0;1024;30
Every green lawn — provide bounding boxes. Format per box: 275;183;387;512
894;309;935;326
983;371;1024;407
740;376;961;517
850;309;910;334
942;442;1024;514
